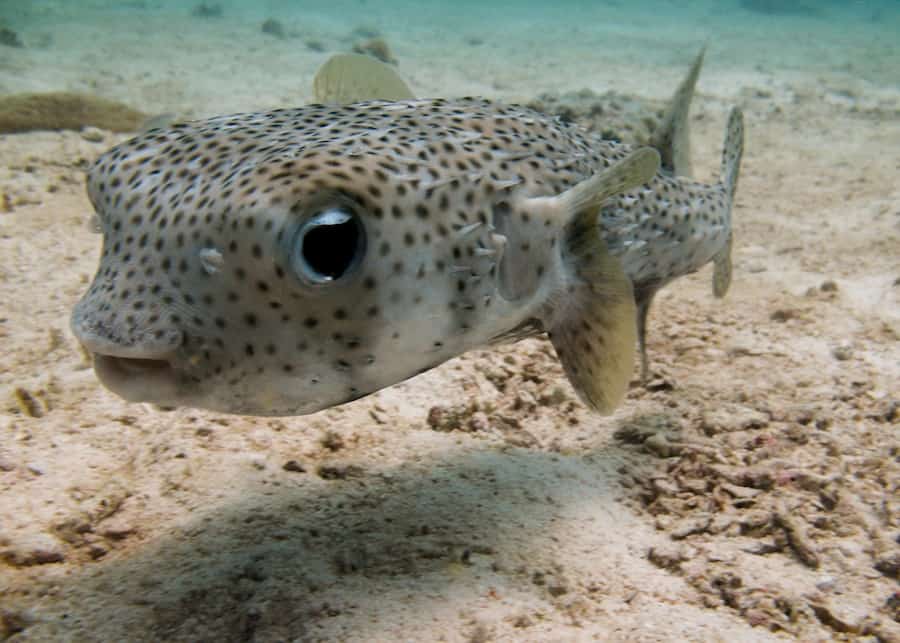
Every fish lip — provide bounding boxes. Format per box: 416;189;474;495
92;354;188;404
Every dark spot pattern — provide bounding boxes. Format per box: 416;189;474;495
74;97;735;416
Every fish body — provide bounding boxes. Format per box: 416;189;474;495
71;61;742;416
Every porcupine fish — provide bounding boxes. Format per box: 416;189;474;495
70;51;743;416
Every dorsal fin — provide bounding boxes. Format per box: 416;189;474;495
313;53;416;104
649;47;705;177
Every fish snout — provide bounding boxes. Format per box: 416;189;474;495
70;299;189;403
70;301;184;360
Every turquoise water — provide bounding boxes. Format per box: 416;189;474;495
2;0;898;120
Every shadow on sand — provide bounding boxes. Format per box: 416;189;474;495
10;441;647;641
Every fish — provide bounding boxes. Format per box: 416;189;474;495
70;53;743;417
604;48;744;382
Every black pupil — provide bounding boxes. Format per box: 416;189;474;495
302;216;359;280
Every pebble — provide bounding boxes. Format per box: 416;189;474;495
1;533;66;567
832;344;853;361
26;461;47;476
80;127;105;142
647;544;688;571
282;459;306;473
644;433;682;458
261;18;286;39
701;406;768;435
815;575;837;592
99;517;136;540
874;551;899;579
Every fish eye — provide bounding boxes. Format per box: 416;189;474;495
291;207;365;285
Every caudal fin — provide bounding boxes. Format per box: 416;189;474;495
649;46;705;178
712;108;744;298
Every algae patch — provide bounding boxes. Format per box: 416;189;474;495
0;92;148;134
0;26;24;48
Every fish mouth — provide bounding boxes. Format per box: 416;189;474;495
92;354;187;404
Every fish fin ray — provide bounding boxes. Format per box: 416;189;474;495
560;147;660;215
713;108;744;298
543;150;660;413
313;53;416;104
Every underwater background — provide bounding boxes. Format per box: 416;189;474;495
1;1;898;641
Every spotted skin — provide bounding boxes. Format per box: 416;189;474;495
71;97;740;416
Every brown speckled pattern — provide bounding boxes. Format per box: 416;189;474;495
71;98;736;415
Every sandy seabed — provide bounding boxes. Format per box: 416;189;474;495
1;2;898;641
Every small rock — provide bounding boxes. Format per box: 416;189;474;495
831;343;853;361
99;517;135;540
0;456;16;472
320;430;345;452
701;406;768;435
770;308;798;322
648;544;688;571
0;27;24;48
282;459;305;473
671;515;712;539
468;412;490;432
317;464;364;480
788;404;820;425
13;388;44;418
673;337;705;354
352;37;396;64
720;482;762;499
1;609;36;637
88;544;108;560
726;339;762;357
547;584;568;597
708;515;737;534
25;462;45;476
815;575;837;592
774;508;819;568
869;399;898;423
261;18;286;39
511;614;532;628
820;280;839;292
644;433;682;457
651;477;680;496
191;3;223;18
874;551;899;579
809;601;862;634
1;534;65;567
80;126;105;142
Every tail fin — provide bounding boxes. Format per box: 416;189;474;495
649;46;705;178
721;107;744;202
712;108;745;298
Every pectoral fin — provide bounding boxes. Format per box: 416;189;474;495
542;148;660;413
